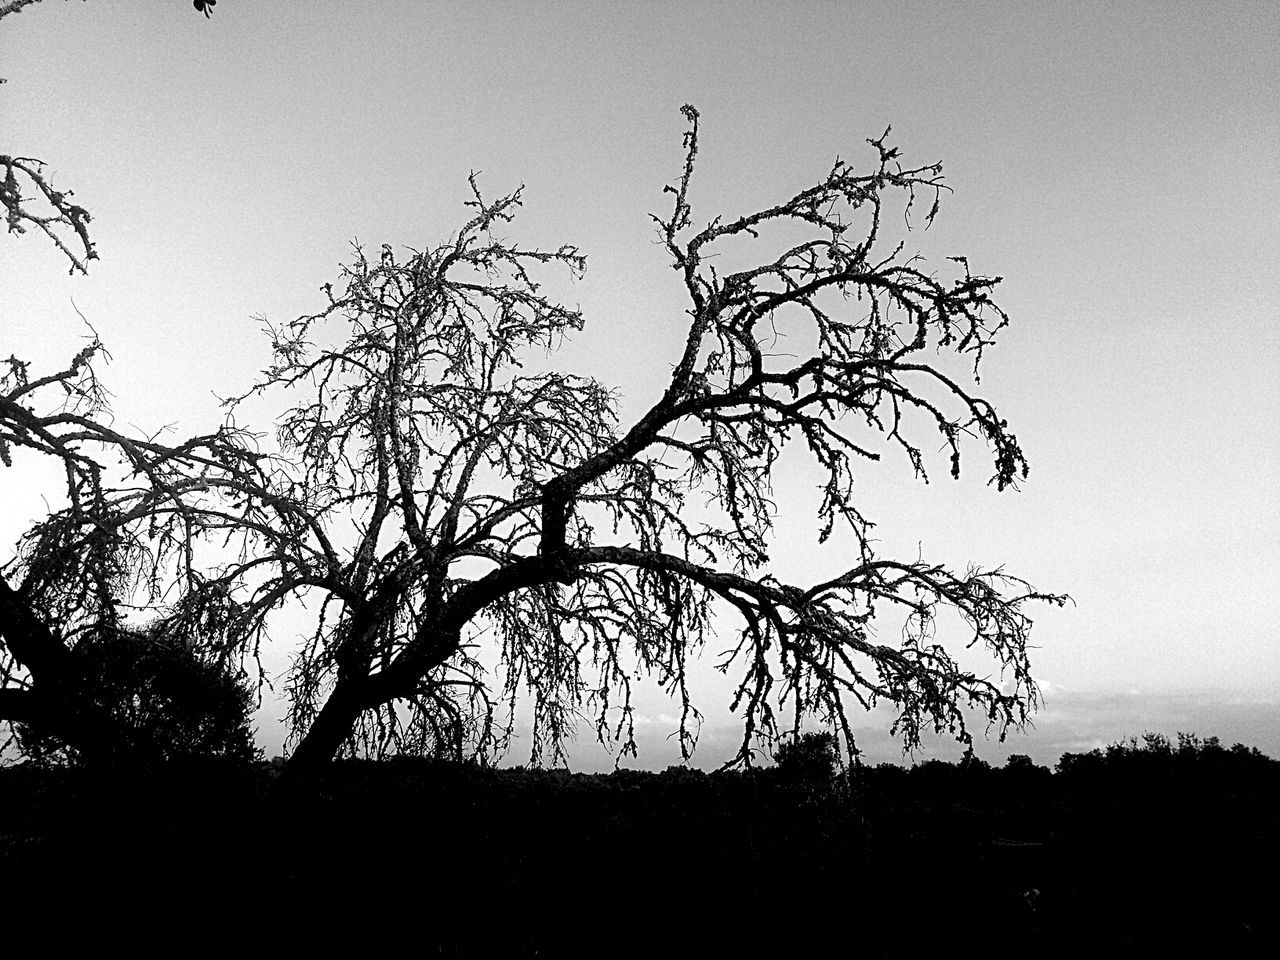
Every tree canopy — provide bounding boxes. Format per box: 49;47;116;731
2;92;1065;772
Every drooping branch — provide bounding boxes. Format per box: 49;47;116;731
1;156;97;274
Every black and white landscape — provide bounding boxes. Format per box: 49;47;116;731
2;2;1276;951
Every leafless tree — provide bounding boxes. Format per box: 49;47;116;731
161;105;1066;773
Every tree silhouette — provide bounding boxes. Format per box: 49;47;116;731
155;105;1066;772
1;76;1064;772
3;0;1062;772
775;731;838;786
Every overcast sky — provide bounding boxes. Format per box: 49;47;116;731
3;0;1277;766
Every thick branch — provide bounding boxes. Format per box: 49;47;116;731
0;575;71;681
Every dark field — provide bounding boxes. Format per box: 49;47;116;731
2;735;1275;955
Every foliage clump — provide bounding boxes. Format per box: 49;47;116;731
13;622;259;769
774;730;839;785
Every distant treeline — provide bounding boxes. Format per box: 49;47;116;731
1;732;1276;954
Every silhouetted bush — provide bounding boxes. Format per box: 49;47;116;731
774;730;838;785
15;622;259;769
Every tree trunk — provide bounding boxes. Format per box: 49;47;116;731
284;683;368;775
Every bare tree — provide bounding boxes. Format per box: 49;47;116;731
163;106;1065;773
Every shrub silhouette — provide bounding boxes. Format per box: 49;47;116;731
775;731;838;785
17;622;259;768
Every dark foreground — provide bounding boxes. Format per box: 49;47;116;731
1;734;1276;956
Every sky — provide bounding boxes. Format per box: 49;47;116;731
2;0;1277;767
